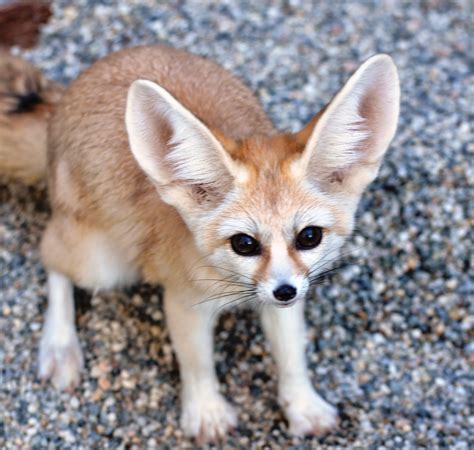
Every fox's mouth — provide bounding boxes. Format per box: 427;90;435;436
274;299;298;308
262;297;299;308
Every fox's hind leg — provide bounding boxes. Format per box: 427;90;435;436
39;215;139;390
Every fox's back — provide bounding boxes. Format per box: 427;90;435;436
47;45;273;225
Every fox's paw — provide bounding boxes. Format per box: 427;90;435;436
280;387;338;437
38;329;83;391
181;391;237;444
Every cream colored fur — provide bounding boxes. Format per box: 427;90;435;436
0;46;399;443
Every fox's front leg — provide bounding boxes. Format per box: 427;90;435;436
164;286;237;443
39;271;83;390
261;300;338;436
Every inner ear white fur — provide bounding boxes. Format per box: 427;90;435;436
125;79;245;190
296;54;400;195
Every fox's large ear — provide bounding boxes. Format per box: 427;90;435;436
126;80;243;209
294;54;400;200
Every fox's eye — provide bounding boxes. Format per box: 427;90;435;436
230;233;261;256
296;226;323;250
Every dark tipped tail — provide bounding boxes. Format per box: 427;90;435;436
0;51;63;184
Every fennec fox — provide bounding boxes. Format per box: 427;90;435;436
0;46;399;442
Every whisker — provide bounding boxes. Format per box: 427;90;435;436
314;262;352;278
309;264;352;286
309;258;342;278
191;277;254;288
186;252;214;276
212;293;257;318
307;248;358;277
203;288;256;303
192;288;256;307
195;265;256;283
308;255;342;277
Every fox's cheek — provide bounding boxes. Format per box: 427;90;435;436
235;257;261;281
207;246;261;281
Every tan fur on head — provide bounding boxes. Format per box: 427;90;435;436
0;50;63;184
125;53;399;303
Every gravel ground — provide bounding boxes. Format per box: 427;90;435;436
1;0;472;449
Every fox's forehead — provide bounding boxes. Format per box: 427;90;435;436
216;172;340;241
227;133;304;169
216;203;336;241
209;132;351;241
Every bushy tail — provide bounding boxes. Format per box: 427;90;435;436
0;51;63;184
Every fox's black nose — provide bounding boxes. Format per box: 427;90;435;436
273;284;297;302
